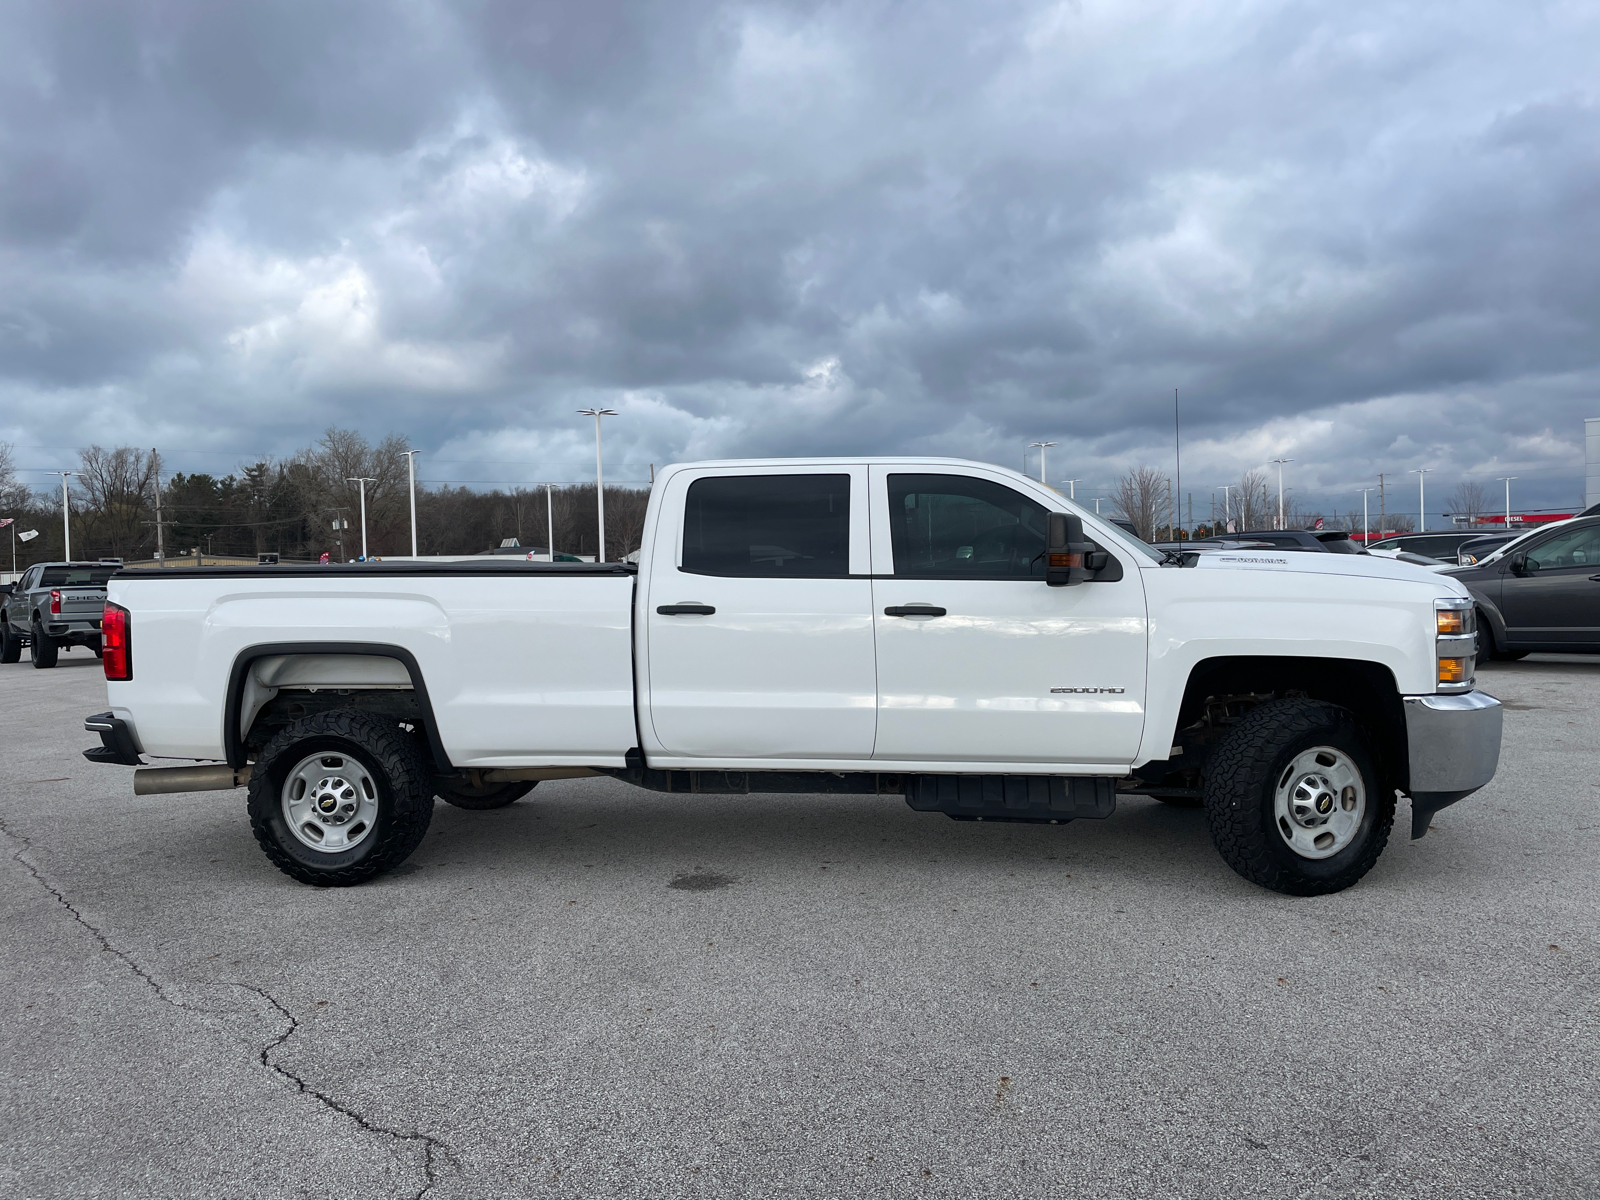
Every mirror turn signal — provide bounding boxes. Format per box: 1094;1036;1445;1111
1046;513;1097;587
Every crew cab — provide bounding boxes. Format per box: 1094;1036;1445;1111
83;458;1503;896
2;560;122;667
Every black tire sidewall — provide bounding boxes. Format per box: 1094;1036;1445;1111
247;712;433;885
1248;719;1384;888
29;621;56;668
1204;699;1394;896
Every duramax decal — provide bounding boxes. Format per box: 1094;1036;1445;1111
1050;687;1126;694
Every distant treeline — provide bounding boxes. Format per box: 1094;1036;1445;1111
0;430;650;567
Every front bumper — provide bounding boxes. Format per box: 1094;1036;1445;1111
1403;691;1503;839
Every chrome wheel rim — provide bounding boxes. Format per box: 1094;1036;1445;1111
281;751;380;853
1273;746;1365;860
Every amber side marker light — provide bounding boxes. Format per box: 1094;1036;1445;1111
1437;658;1469;685
102;603;131;681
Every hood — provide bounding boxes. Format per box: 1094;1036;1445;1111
1188;548;1470;596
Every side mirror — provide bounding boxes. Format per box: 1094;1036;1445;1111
1506;553;1528;575
1046;513;1095;587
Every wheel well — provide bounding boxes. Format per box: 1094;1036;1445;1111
225;643;452;772
1171;656;1408;792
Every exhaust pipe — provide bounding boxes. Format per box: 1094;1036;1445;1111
134;764;253;795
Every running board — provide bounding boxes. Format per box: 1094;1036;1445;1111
905;774;1117;823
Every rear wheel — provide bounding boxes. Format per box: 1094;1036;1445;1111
247;709;435;886
0;623;20;663
1203;698;1394;896
29;620;57;668
437;774;537;810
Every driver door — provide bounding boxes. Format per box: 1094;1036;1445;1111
867;467;1148;768
1501;521;1600;646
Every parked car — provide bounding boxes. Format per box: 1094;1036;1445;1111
1443;514;1600;659
1;560;123;667
1195;529;1365;554
1365;532;1488;562
84;457;1500;897
1454;531;1522;566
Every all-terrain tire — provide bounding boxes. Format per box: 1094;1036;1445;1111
0;622;20;663
437;777;537;810
1202;698;1394;896
29;620;57;668
247;709;435;887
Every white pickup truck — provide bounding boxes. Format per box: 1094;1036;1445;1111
83;458;1502;896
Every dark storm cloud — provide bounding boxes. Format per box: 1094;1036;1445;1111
2;0;1597;515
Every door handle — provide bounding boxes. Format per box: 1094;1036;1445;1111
1589;575;1600;582
657;604;716;616
883;605;948;618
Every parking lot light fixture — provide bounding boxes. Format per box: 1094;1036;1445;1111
1412;468;1434;533
1059;478;1080;500
1270;459;1292;529
401;451;421;557
577;408;618;561
46;472;75;560
1360;488;1375;543
1497;477;1515;527
346;477;377;559
1028;442;1057;483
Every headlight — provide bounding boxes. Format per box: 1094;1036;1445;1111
1434;598;1475;693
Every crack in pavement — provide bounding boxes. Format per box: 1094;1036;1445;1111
1;816;455;1200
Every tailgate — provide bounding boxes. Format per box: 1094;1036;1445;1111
57;588;107;620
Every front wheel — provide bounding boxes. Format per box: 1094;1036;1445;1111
29;620;57;668
0;623;20;663
1203;699;1394;896
247;709;435;886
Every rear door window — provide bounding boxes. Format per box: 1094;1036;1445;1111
682;474;851;577
887;474;1049;579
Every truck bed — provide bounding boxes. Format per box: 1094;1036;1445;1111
106;561;638;767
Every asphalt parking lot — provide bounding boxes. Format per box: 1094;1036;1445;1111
2;653;1596;1200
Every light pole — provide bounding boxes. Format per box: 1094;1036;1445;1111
1029;442;1056;484
546;484;556;560
1412;468;1433;533
1269;459;1292;530
346;477;377;559
1360;488;1375;544
401;451;421;557
1090;497;1104;514
577;408;617;561
1216;485;1233;533
47;472;75;559
1497;477;1515;528
1059;479;1081;500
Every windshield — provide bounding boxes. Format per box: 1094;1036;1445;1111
37;566;118;587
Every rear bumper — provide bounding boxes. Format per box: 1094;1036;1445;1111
83;711;144;766
1403;691;1503;839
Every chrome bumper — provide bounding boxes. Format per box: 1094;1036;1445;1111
1402;691;1503;839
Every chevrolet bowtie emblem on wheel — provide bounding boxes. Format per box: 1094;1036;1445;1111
1050;686;1126;694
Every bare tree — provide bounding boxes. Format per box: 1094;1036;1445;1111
1111;466;1169;541
0;442;29;514
1234;470;1272;531
1447;480;1488;528
75;446;159;558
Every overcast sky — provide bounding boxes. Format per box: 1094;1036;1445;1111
2;0;1596;521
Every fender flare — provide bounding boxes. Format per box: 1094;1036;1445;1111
223;641;453;773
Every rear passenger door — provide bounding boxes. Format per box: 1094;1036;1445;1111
642;467;878;762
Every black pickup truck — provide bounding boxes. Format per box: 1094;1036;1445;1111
0;560;122;667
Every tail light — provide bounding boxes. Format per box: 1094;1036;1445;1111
50;589;61;615
102;603;131;681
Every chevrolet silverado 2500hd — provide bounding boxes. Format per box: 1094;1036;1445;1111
83;458;1502;895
